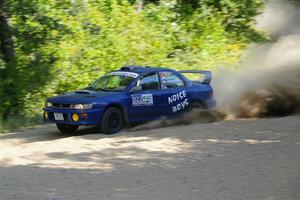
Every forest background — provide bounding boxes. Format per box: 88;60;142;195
0;0;297;131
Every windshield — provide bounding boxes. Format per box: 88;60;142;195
87;71;138;91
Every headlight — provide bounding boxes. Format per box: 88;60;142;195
45;101;53;107
70;104;93;109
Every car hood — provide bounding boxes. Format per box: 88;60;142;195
47;90;122;105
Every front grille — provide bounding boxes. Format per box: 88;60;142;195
52;103;71;108
63;113;69;122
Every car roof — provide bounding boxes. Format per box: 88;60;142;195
115;66;175;75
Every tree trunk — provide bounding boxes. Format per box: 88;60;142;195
0;0;15;61
136;0;145;12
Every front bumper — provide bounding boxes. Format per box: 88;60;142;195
43;106;105;126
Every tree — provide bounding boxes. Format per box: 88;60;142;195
0;0;266;131
0;0;15;61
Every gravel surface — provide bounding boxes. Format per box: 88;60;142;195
1;115;299;200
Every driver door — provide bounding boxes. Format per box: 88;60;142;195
128;73;169;122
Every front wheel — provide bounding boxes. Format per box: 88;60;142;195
56;124;78;134
100;107;124;134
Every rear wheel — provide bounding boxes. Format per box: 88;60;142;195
183;101;208;125
56;124;78;134
101;107;124;134
188;101;205;112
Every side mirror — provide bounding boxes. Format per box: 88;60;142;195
130;85;142;93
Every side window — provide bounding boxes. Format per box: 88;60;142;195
139;73;159;90
159;71;185;89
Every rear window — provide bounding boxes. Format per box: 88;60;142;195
159;71;185;89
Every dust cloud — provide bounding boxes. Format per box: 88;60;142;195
213;0;300;118
130;110;225;131
131;0;300;131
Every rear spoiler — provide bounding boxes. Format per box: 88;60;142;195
179;70;212;84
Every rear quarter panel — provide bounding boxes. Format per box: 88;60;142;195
187;83;214;108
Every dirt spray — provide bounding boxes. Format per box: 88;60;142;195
131;0;300;131
213;0;300;118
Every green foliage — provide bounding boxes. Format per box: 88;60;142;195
0;0;265;131
176;0;265;42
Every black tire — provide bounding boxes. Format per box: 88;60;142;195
56;124;78;134
188;101;205;112
101;107;124;134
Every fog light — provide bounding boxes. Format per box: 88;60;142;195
72;113;79;122
44;111;48;119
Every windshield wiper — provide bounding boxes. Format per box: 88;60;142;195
85;86;108;91
85;86;96;91
95;88;108;91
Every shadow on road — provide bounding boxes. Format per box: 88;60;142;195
0;123;151;143
0;125;106;143
1;115;299;200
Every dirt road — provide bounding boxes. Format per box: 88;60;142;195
1;115;299;200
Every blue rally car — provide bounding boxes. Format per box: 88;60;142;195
43;66;216;134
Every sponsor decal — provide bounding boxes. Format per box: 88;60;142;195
168;90;189;112
172;99;189;112
108;71;139;78
168;91;186;104
131;94;153;106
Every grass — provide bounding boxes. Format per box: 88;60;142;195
0;115;43;133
